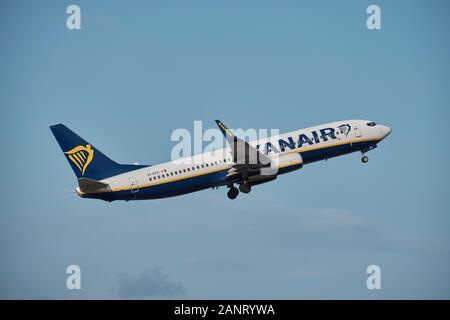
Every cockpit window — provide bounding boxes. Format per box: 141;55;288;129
367;122;377;127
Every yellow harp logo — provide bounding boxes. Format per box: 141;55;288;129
65;144;94;176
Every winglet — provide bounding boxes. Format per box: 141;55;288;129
215;120;233;138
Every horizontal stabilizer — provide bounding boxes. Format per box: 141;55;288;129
77;178;109;193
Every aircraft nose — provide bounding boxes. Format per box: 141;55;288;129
381;125;392;138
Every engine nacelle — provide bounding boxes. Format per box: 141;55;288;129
233;153;303;187
246;153;302;185
270;152;303;175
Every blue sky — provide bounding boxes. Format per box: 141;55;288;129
0;0;449;299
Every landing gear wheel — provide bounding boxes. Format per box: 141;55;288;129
361;155;369;163
227;187;239;200
239;183;251;194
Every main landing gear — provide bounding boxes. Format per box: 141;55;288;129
239;182;251;194
227;182;252;200
227;185;239;200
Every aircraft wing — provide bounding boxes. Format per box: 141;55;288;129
215;120;271;179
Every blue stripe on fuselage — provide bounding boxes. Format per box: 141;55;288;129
81;140;378;201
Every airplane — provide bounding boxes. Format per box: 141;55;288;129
50;120;391;201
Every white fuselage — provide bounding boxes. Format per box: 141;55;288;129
78;119;391;201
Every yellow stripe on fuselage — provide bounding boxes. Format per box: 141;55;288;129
79;137;381;195
79;165;233;195
80;160;303;196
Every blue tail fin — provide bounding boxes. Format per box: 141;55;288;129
50;124;148;180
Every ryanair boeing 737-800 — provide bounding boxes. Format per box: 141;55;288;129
50;120;391;201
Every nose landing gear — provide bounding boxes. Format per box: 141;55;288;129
361;145;377;163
